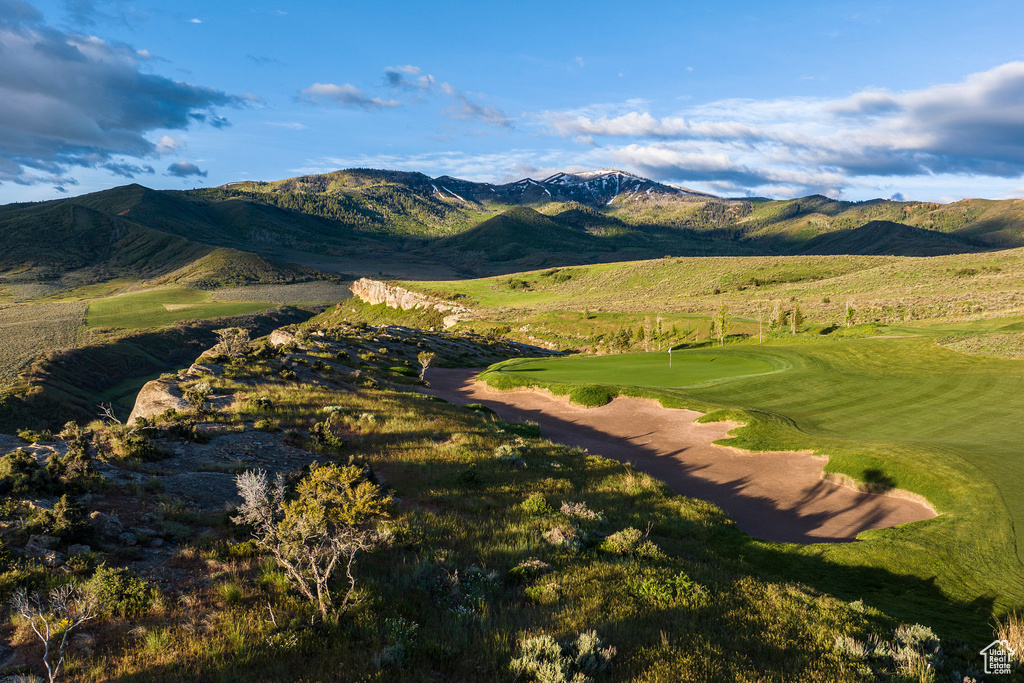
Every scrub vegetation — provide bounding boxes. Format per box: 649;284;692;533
0;319;996;682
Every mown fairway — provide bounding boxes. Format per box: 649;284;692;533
86;288;275;330
505;351;780;388
485;331;1024;632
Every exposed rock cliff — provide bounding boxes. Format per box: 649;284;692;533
349;278;472;327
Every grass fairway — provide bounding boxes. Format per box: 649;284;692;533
483;332;1024;638
505;351;780;388
86;288;274;330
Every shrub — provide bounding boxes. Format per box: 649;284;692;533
456;465;482;487
253;419;279;432
0;449;49;495
233;464;391;616
508;559;552;584
88;565;159;618
49;494;87;542
17;429;43;444
542;525;584;551
217;581;243;605
506;278;531;290
114;433;168;462
524;582;561;605
600;527;662;559
510;630;616;683
560;501;604;523
626;571;704;604
520;494;554;516
495;443;526;468
247;396;274;412
184;382;213;414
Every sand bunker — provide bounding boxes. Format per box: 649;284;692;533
428;368;936;544
163;303;199;311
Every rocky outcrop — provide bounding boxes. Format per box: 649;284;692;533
350;278;472;328
128;379;189;425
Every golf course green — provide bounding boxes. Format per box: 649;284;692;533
483;331;1024;635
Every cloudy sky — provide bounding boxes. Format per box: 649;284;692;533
3;0;1024;203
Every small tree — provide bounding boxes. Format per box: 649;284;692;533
417;351;436;382
11;585;99;683
755;300;765;344
791;303;803;335
234;464;391;617
769;300;784;331
716;303;728;346
845;301;855;327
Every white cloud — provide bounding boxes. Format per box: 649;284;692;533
536;61;1024;196
189;17;201;24
155;135;182;153
298;83;400;109
265;121;308;130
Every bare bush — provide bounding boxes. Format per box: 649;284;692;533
214;327;251;358
11;585;99;683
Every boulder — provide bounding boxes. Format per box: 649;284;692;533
69;633;96;651
25;535;64;566
128;379;189;425
89;511;124;538
188;362;224;377
24;534;57;552
269;329;297;347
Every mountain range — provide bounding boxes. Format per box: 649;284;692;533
2;167;1021;287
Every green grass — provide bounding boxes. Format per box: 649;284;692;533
483;331;1024;636
403;247;1024;325
86;288;275;330
502;352;779;391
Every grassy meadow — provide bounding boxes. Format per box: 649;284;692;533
404;248;1024;325
480;329;1024;637
85;288;276;331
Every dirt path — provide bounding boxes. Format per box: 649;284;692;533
428;368;937;544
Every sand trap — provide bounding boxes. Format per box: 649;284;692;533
163;303;199;311
428;368;937;544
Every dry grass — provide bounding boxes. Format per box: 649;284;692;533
937;332;1024;359
994;611;1024;658
212;282;353;304
0;301;86;388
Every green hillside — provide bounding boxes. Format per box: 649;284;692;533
795;220;985;256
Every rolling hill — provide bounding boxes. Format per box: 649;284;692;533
795;220;986;256
7;166;1024;288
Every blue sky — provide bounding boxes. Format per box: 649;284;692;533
4;0;1024;203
